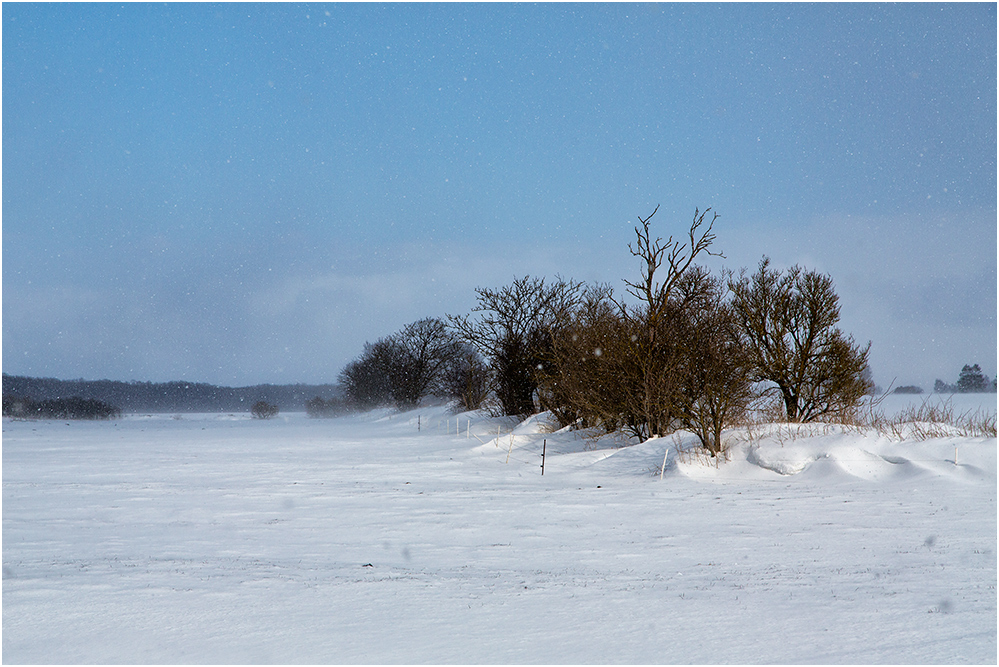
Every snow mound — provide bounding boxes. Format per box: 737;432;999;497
746;444;818;476
456;410;995;487
744;441;920;482
663;423;995;485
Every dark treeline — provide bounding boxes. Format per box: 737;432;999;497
4;395;123;420
2;374;340;414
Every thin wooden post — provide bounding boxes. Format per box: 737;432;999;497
661;448;669;481
541;439;546;475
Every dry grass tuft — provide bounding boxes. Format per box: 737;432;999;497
856;396;997;441
729;393;996;443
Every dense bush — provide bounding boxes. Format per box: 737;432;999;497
538;282;628;431
672;269;755;454
893;385;924;394
449;276;584;417
251;401;279;419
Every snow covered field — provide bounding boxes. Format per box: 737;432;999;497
3;396;996;663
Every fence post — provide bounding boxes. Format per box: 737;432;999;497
541;439;546;475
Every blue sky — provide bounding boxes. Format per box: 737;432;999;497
3;3;996;390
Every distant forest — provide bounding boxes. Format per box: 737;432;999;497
2;374;340;414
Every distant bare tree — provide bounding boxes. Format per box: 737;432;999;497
305;396;348;418
338;317;462;411
442;344;490;411
728;257;872;422
388;317;462;409
338;340;396;409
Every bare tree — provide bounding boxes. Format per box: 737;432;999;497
539;283;629;431
611;206;724;440
449;276;584;417
728;257;873;422
618;206;723;331
387;317;462;409
541;207;735;444
338;339;396;409
338;317;461;410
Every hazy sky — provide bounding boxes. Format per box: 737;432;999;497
3;3;996;391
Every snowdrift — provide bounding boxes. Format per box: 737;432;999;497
464;406;995;487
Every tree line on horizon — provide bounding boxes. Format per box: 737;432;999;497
932;364;997;394
2;395;123;420
1;374;341;417
890;365;997;395
328;206;881;455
